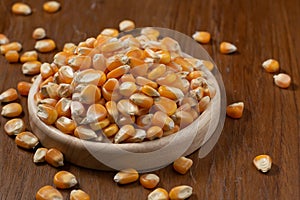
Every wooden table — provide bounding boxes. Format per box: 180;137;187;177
0;0;299;199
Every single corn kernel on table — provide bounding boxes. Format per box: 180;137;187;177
0;0;299;199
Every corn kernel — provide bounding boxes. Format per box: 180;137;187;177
5;50;19;63
113;168;139;184
148;188;169;200
37;104;58;125
103;123;119;137
0;88;18;102
45;148;64;167
152;111;175;131
33;147;48;163
262;59;279;73
17;81;32;96
273;73;291;88
146;126;163;140
32;27;46;40
15;131;39;149
1;102;23;117
154;97;177;116
4;118;25;136
0;42;22;54
36;185;63;200
0;34;9;45
11;2;31;15
129;93;154;109
101;28;119;37
253;154;272;173
226;102;244;119
54;170;78;189
117;99;139;116
119;81;137;97
169;185;193;200
70;189;91;200
22;61;41;75
35;39;56;53
173;156;193;174
119;19;135;32
43;1;61;13
55;116;76;134
140;174;160;189
192;31;211;44
74;125;98;140
220;41;237;54
20;50;38;63
114;124;136;143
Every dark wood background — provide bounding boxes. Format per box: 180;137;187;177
0;0;299;199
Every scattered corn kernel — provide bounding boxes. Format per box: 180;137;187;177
20;50;38;63
119;19;135;32
173;156;193;174
169;185;193;200
273;73;291;88
0;88;18;102
0;34;9;45
22;61;41;75
148;188;169;200
33;147;48;163
113;168;139;184
4;118;25;136
70;189;91;200
253;154;272;173
101;28;119;37
45;148;64;167
5;50;19;63
35;39;56;53
11;2;31;15
262;59;279;73
226;102;244;119
15;131;39;149
140;174;160;189
0;42;22;54
17;81;32;96
1;102;23;117
32;28;46;40
192;31;211;43
36;185;63;200
53;171;78;189
43;1;61;13
220;42;237;54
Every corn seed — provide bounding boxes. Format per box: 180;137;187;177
37;104;58;124
1;102;23;117
74;125;98;140
70;189;91;200
273;73;291;88
220;42;237;54
117;99;139;116
253;154;272;173
32;27;46;40
226;102;244;119
119;19;135;32
173;156;193;174
169;185;193;200
0;42;22;54
55;116;76;134
45;148;64;167
148;188;169;200
22;61;41;75
20;50;38;63
101;28;119;37
119;81;137;97
0;34;9;45
43;1;61;13
15;131;39;149
146;126;163;140
140;174;160;189
114;124;135;143
36;185;63;200
4;118;25;136
5;50;19;63
17;81;32;96
33;147;48;163
35;39;56;53
11;2;31;15
192;31;211;43
113;168;139;184
53;170;78;189
0;88;18;102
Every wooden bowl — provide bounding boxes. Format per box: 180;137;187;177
28;28;226;172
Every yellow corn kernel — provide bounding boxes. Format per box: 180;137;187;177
40;63;54;79
141;27;160;38
119;81;137;97
140;85;160;97
253;154;272;173
136;114;153;128
174;110;194;128
35;39;56;53
41;82;59;99
262;59;279;73
17;81;32;96
220;41;237;54
226;102;244;119
20;50;38;63
33;147;48;163
5;50;19;63
119;19;135;32
74;125;98;140
53;52;69;66
148;64;167;80
136;76;158;89
70;189;91;200
117;99;139;116
63;42;77;54
53;171;78;189
32;27;46;40
163;124;180;137
55;97;71;117
129;93;154;109
0;88;18;102
45;148;64;167
85;104;107;123
57;65;74;84
4;118;25;136
103;123;119;137
173;156;193;175
22;61;41;75
0;42;22;54
125;47;144;59
140;174;160;189
43;1;61;13
117;115;135;126
89;118;110;131
101;41;123;52
36;185;63;200
85;37;96;48
125;128;146;143
37;104;58;125
113;168;139;184
158;85;184;101
55;116;76;134
192;31;211;44
114;124;136;143
198;96;210;113
0;34;9;45
169;185;193;200
107;64;131;79
38;98;58;107
154;97;177;116
273;73;291;88
1;102;23;117
173;57;193;72
148;188;169;200
78;84;101;104
103;78;119;91
73;69;106;86
101;28;119;37
15;131;39;149
105;100;119;121
92;53;106;71
152;111;175;131
146;126;163;140
11;2;31;15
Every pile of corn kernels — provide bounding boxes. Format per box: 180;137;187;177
0;1;292;199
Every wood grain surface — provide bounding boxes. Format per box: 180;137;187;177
0;0;299;199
